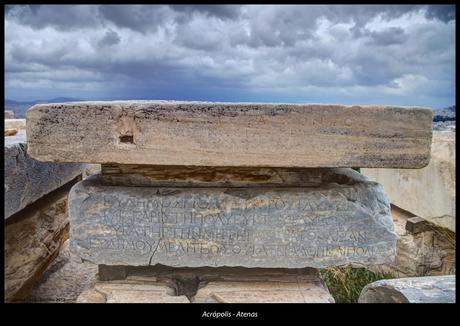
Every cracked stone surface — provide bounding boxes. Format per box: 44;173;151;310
5;188;71;302
358;275;456;303
26;101;432;168
69;168;396;268
4;130;82;219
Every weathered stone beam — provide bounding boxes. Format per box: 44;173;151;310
4;130;83;219
100;164;361;187
97;265;322;282
27;101;432;168
358;275;455;303
69;169;397;268
79;267;334;303
362;131;455;232
5;182;76;302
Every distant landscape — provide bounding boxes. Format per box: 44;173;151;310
5;98;81;118
432;106;456;131
5;100;456;131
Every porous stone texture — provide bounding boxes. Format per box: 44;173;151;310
5;185;72;302
370;205;455;278
192;279;333;303
4;130;83;219
362;131;455;232
26;240;97;303
77;278;190;303
69;168;396;268
101;164;365;187
5;119;26;130
5;110;14;119
358;275;455;303
27;101;432;168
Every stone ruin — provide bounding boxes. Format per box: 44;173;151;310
4;116;83;302
16;100;447;303
362;129;455;278
359;275;455;303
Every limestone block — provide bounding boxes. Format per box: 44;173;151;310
77;279;189;303
362;131;455;232
69;169;397;268
4;186;71;302
405;217;430;234
5;110;14;119
5;119;26;130
4;130;83;219
80;266;332;303
369;205;455;277
358;275;455;303
26;101;432;168
192;280;334;303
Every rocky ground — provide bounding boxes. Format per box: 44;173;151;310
25;240;97;303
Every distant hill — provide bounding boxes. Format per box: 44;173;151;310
5;98;82;118
433;105;455;120
433;105;455;131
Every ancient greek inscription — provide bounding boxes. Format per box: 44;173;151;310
75;188;394;262
70;174;397;267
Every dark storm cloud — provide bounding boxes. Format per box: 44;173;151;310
97;5;174;34
6;5;100;31
366;27;407;46
98;29;121;47
425;5;456;22
5;4;454;32
5;4;456;108
170;5;243;19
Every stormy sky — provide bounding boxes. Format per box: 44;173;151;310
5;5;456;108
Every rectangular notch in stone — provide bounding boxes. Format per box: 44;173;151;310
119;135;134;144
